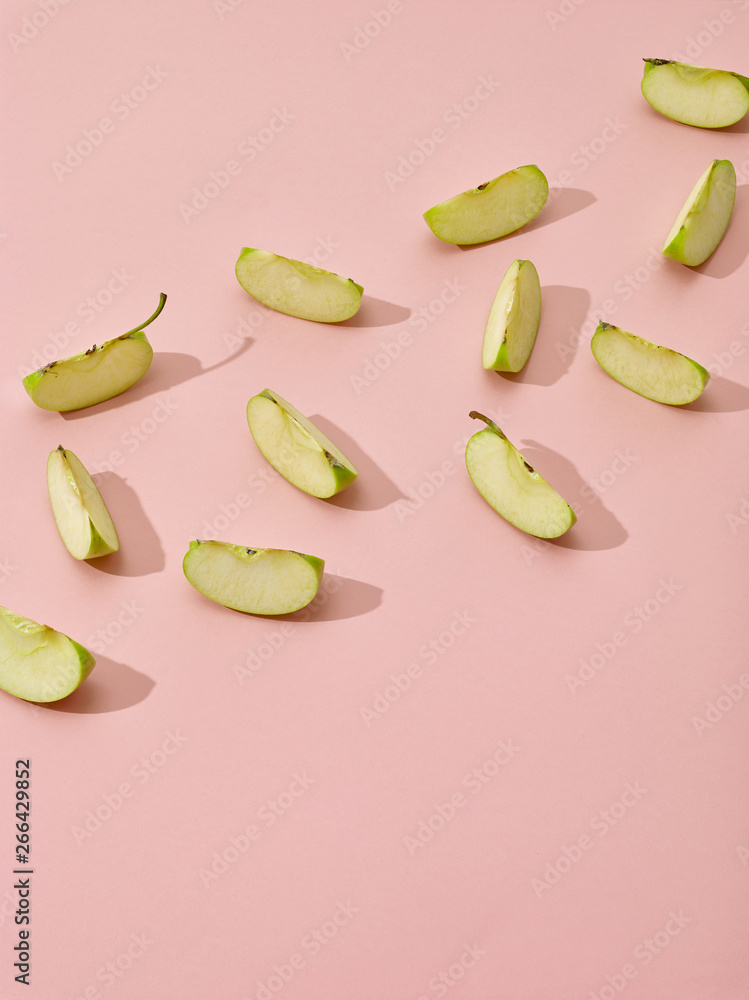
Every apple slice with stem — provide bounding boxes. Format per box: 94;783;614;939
183;540;324;615
247;389;358;498
423;165;548;245
662;159;736;266
482;259;541;371
47;446;119;559
465;413;576;538
22;293;166;411
235;248;363;322
641;59;749;128
0;606;95;702
591;321;709;405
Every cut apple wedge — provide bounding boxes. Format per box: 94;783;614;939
47;446;119;559
247;389;358;498
23;293;166;411
423;165;548;245
0;606;95;702
465;413;576;538
641;59;749;128
183;540;324;615
591;322;709;405
235;247;363;322
662;159;736;266
482;259;541;371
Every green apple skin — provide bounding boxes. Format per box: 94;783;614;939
183;540;325;616
591;321;710;405
22;293;166;411
641;59;749;128
235;248;363;323
662;159;736;266
482;259;541;372
0;606;95;703
423;165;549;245
47;446;119;560
464;413;576;539
247;390;358;498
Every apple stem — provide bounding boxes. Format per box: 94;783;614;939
124;293;167;337
643;57;672;65
469;411;506;438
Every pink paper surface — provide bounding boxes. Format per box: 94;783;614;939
2;1;749;997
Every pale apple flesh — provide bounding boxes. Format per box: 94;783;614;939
47;447;119;559
183;541;324;615
22;293;166;411
662;159;735;266
0;606;95;702
247;390;358;498
423;165;548;245
235;248;363;322
591;322;709;405
482;259;541;371
465;413;576;538
641;59;749;128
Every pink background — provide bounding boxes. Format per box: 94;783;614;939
2;0;749;997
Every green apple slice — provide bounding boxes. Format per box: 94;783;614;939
22;293;166;411
235;248;363;322
482;259;541;371
641;59;749;128
0;606;95;702
423;165;548;245
247;389;358;498
183;540;324;615
465;413;576;538
591;321;709;405
47;446;119;559
662;159;736;266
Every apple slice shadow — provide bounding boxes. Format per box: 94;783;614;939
690;184;749;278
494;284;591;387
38;657;155;714
714;116;749;134
208;575;383;623
86;473;165;576
307;415;406;510
60;337;253;419
455;187;597;251
519;439;628;551
337;295;411;328
682;376;749;413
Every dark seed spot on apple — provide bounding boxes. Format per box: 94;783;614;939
523;460;535;473
477;182;489;191
85;344;97;355
644;57;672;65
245;548;257;555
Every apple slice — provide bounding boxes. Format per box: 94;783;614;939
22;293;166;411
183;540;324;615
0;606;95;702
662;159;736;266
641;59;749;128
465;413;576;538
591;321;709;405
482;259;541;371
47;446;119;559
235;248;363;322
423;165;548;245
247;390;358;498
